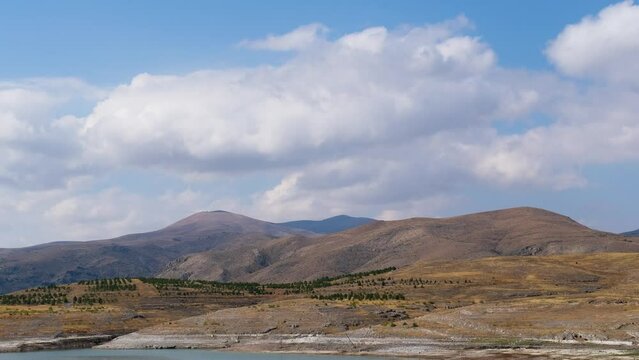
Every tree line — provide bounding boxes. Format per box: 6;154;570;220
79;278;136;292
266;267;397;293
312;291;405;301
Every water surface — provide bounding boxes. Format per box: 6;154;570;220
0;349;392;360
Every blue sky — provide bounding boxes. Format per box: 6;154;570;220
1;0;638;246
0;0;615;81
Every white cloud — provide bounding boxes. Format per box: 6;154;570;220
547;0;639;84
251;149;466;222
0;78;104;190
0;185;217;246
74;19;549;225
43;188;211;240
338;27;387;53
80;20;535;176
240;23;328;51
4;7;639;244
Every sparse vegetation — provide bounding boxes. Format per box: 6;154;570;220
0;285;69;305
1;253;639;356
139;277;270;296
267;267;397;294
312;291;405;301
79;278;136;292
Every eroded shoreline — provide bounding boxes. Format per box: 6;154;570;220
0;332;637;359
96;332;639;359
0;335;115;353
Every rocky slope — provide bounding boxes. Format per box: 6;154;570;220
102;253;639;359
161;207;639;283
3;206;638;293
0;211;310;293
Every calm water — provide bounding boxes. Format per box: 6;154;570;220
0;349;393;360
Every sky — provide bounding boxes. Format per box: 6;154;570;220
1;0;638;247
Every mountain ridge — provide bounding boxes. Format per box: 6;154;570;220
2;206;638;294
159;206;639;283
622;229;639;237
278;214;376;234
0;211;308;293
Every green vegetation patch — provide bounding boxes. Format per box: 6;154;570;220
312;291;405;301
139;278;270;296
0;285;69;305
266;267;397;294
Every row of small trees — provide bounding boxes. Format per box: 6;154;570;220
267;267;397;293
72;294;109;305
0;293;68;305
79;278;136;292
312;291;405;301
79;277;133;285
398;278;472;285
139;278;269;296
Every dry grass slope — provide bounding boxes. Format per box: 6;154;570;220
162;207;639;283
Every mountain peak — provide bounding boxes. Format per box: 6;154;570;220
446;206;580;224
165;210;248;229
165;210;275;233
163;210;314;238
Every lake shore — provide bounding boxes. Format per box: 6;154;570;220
96;332;639;359
0;335;115;353
0;332;636;358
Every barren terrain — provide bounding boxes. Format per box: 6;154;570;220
2;253;638;357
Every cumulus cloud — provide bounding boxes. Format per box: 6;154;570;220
0;184;218;246
78;19;578;223
4;6;639;244
42;187;215;240
0;78;103;190
240;23;328;51
251;140;470;221
472;85;639;187
81;18;538;176
547;0;639;84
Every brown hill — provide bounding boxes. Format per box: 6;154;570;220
160;207;639;283
78;252;639;356
0;211;310;294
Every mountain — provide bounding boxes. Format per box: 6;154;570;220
3;207;638;294
278;215;376;234
0;211;309;294
622;229;639;237
160;207;639;283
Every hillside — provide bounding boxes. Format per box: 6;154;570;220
161;207;639;283
0;253;639;359
5;253;639;339
5;253;635;357
623;229;639;237
0;211;309;294
279;215;376;234
2;206;637;295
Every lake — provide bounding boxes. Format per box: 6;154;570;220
0;349;393;360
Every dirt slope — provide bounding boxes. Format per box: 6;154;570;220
161;207;639;283
0;211;310;293
104;253;639;357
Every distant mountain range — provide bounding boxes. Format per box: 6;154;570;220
1;207;638;294
160;207;639;283
278;215;376;234
0;211;310;293
623;229;639;237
